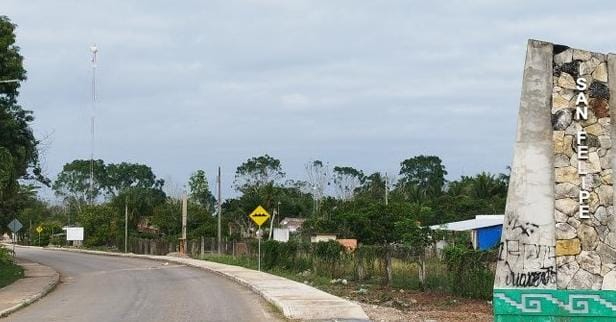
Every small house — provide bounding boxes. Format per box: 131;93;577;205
430;215;504;250
311;233;337;243
280;217;306;233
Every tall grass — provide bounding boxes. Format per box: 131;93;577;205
199;240;495;299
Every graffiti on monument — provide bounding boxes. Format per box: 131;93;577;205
498;216;557;287
498;240;557;287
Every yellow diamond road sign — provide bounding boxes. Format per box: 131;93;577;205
249;205;270;227
36;226;43;233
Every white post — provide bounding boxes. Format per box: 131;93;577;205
256;228;262;271
89;45;98;205
268;209;276;240
182;195;187;240
200;236;205;257
124;200;128;253
385;172;389;206
258;234;261;271
180;194;187;256
217;167;222;254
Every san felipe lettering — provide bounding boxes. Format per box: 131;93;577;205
575;77;591;219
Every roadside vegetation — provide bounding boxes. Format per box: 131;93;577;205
0;246;23;288
201;240;495;300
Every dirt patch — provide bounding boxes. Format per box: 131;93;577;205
320;283;493;322
359;302;492;322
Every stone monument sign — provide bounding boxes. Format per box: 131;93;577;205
494;39;616;321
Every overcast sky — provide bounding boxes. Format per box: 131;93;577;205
5;0;616;200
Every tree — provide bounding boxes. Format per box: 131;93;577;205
0;16;26;100
305;160;329;198
110;186;166;237
332;166;364;200
355;172;396;203
53;159;107;203
188;170;216;211
398;155;447;198
305;160;329;213
234;154;285;192
77;204;116;247
0;16;47;228
151;198;181;236
0;147;16;201
105;162;164;197
468;172;508;199
53;160;164;202
435;171;508;222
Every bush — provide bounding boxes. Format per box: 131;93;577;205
0;246;13;265
0;245;22;289
313;240;346;277
261;239;312;271
443;244;495;299
261;240;285;270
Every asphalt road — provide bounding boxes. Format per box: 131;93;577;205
4;247;283;322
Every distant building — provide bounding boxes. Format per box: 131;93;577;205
430;215;504;250
280;217;306;233
137;218;160;235
311;233;337;243
273;228;290;242
337;239;358;251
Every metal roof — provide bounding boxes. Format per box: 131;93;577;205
429;214;504;231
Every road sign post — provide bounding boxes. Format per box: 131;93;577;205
256;229;263;271
36;226;43;246
248;206;270;272
7;218;23;256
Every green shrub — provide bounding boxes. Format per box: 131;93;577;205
261;239;312;271
0;245;22;289
443;244;495;299
313;240;345;277
0;246;13;265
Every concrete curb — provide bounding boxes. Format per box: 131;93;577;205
0;257;60;318
34;246;370;321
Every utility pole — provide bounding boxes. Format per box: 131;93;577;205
268;208;276;240
180;194;188;256
89;45;98;205
124;199;128;253
256;229;263;271
217;166;222;255
385;172;389;206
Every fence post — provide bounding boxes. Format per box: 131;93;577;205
200;236;205;257
419;248;427;290
355;250;366;281
384;245;393;286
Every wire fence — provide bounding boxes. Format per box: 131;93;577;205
127;237;495;299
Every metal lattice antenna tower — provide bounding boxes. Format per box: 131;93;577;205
89;44;98;204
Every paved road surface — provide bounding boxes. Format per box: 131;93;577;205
3;247;283;322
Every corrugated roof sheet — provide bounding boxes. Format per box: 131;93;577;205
429;214;504;231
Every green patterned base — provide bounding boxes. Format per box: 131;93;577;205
494;289;616;321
